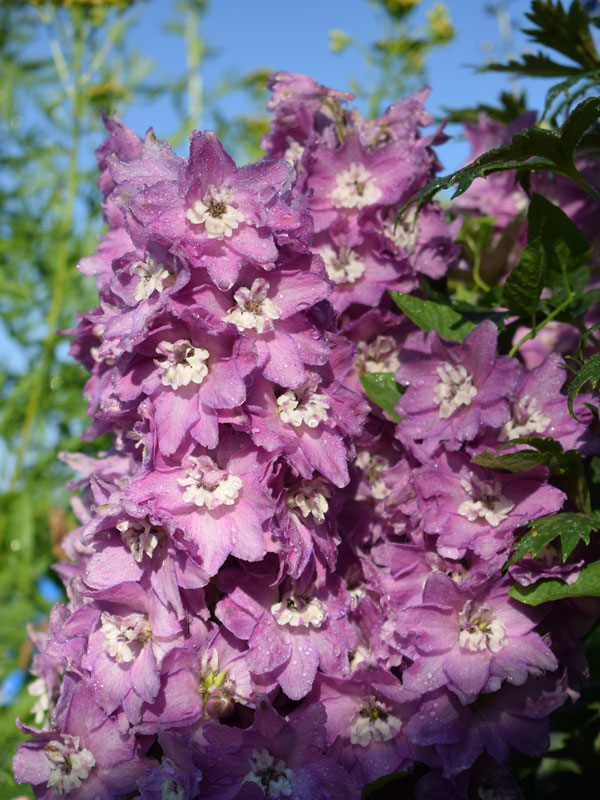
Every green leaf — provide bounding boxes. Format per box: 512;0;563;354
541;69;600;120
399;97;600;213
389;292;476;342
502;236;547;321
568;352;600;420
360;373;403;423
510;559;600;605
362;771;410;799
472;436;580;475
527;194;590;274
523;0;600;71
483;52;583;78
506;511;600;569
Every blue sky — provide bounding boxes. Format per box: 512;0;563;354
118;0;551;172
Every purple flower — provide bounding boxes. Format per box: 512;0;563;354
390;572;558;704
414;450;565;560
305;670;422;783
216;567;354;700
14;678;154;799
405;675;567;777
126;434;275;577
197;698;361;799
396;321;520;456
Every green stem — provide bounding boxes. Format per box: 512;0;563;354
10;7;85;490
170;1;205;147
508;294;575;358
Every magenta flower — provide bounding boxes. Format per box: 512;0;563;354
216;567;355;700
391;572;558;704
414;450;565;560
14;678;154;799
396;321;520;456
197;699;361;799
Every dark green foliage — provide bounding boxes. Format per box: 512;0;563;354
485;1;600;76
569;353;600;419
389;291;476;341
509;559;600;604
399;97;600;214
472;436;582;476
507;511;600;568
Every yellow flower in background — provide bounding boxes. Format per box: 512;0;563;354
427;2;455;43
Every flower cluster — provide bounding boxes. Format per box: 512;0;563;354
15;73;600;799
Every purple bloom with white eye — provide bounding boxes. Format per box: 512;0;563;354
134;626;254;735
305;132;430;243
245;342;369;488
497;353;598;454
81;582;186;723
414;450;565;560
269;468;339;577
110;321;248;453
312;231;418;313
372;202;461;282
197;698;361;799
396;321;520;457
305;669;422;784
391;572;557;705
114;130;306;291
125;434;275;577
168;255;333;389
82;510;209;620
13;678;154;799
216;567;355;700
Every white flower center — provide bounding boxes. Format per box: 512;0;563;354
186;184;245;238
277;378;330;428
319;244;365;285
271;592;328;628
349;643;371;673
225;278;281;334
330;162;382;209
457;475;514;527
356;336;401;374
286;479;331;523
116;519;161;562
458;601;508;653
384;207;418;252
500;395;551;441
177;455;242;509
350;698;402;747
28;677;52;726
434;362;477;419
355;452;390;500
131;256;172;302
100;611;151;663
244;749;294;798
284;138;304;166
155;339;209;390
162;778;185;800
45;736;95;795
